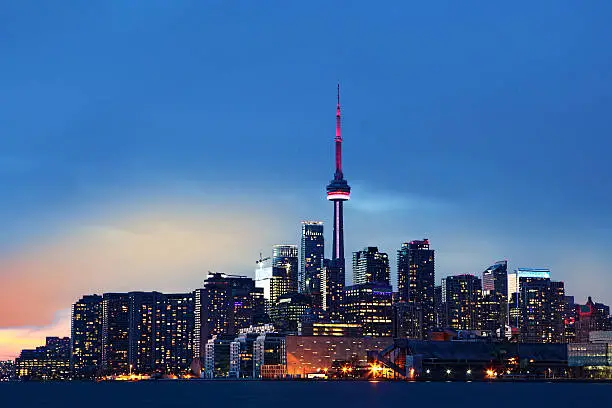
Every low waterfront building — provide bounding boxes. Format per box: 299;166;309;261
285;336;393;377
15;337;71;380
254;333;286;379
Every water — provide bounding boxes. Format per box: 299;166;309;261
1;381;610;408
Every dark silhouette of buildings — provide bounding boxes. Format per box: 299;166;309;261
300;221;324;307
442;274;482;330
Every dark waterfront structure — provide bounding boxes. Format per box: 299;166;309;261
352;246;390;285
397;239;435;339
300;221;324;307
325;85;350;320
272;245;299;294
442;274;482;330
371;339;568;380
343;283;393;337
71;294;102;378
15;337;70;380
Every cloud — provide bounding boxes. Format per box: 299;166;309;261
349;184;449;213
0;197;289;331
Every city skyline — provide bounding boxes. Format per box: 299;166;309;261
2;1;612;361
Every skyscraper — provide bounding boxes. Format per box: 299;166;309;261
101;293;130;373
442;274;482;330
352;246;390;285
343;283;393;337
483;260;508;297
325;85;350;319
481;260;508;335
272;245;299;294
71;294;102;379
300;221;324;307
194;273;264;359
397;239;435;338
508;268;563;343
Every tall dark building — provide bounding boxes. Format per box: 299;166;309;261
392;301;423;339
478;293;504;335
397;239;435;338
442;274;482;330
508;269;564;343
325;85;350;319
101;293;130;373
343;283;393;337
352;246;390;285
194;273;264;358
270;292;312;333
481;260;508;335
128;291;165;374
162;293;195;373
322;258;345;320
272;245;299;294
482;260;508;296
300;221;324;307
71;294;103;378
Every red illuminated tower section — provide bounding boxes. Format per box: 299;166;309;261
326;84;351;262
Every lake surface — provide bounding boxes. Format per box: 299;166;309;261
1;381;610;408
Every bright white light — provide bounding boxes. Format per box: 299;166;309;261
327;192;350;201
446;369;451;375
466;370;471;375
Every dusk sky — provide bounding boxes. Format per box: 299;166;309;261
1;1;611;359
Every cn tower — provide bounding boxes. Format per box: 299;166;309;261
326;85;350;267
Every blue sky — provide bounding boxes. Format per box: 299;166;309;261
1;1;611;352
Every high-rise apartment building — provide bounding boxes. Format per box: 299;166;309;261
397;239;435;338
71;294;102;378
352;246;390;285
272;245;299;294
300;221;324;307
322;258;345;320
101;293;130;373
343;283;393;337
481;261;508;335
442;274;482;330
392;301;423;339
508;269;564;343
194;273;264;359
483;260;508;296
